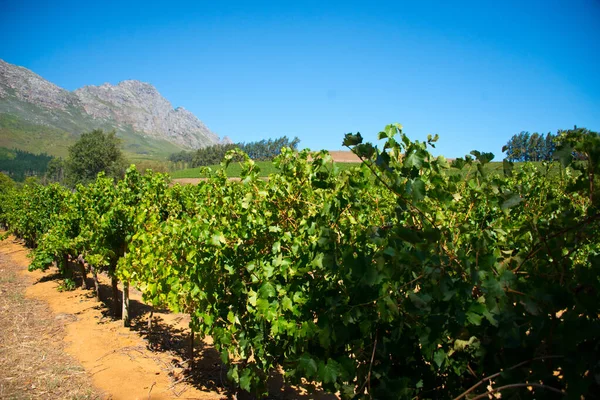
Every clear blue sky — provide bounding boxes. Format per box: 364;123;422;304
1;0;599;157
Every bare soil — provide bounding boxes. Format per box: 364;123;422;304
323;151;361;163
0;238;102;399
0;237;335;400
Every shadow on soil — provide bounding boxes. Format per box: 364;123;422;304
35;260;336;399
34;271;63;283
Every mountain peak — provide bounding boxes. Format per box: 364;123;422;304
0;59;77;111
116;80;157;91
0;59;223;152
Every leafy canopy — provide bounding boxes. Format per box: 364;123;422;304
2;123;599;398
66;129;127;186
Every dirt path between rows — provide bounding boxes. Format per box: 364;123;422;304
0;237;225;400
0;236;335;400
0;237;101;399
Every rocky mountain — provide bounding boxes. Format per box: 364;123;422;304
0;59;228;159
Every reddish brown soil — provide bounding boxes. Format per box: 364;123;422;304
325;151;361;163
1;236;336;400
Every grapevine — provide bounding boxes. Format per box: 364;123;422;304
1;124;598;398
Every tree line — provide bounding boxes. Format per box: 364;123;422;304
0;148;53;181
169;136;300;168
0;131;300;184
502;126;596;162
2;126;594;185
503;131;557;162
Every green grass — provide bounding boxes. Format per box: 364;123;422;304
334;162;364;171
170;161;364;179
451;161;563;178
0;113;77;158
0;113;187;162
170;159;565;181
170;161;280;178
444;161;504;177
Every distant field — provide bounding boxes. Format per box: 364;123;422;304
457;161;562;177
170;161;278;178
170;160;363;179
169;158;561;181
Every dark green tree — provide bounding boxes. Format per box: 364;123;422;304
45;157;66;183
191;143;240;167
66;130;127;186
504;131;556;162
554;126;600;204
0;172;14;191
170;136;301;169
544;132;556;160
0;148;53;181
503;131;527;161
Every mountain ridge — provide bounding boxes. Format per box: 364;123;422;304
0;59;229;159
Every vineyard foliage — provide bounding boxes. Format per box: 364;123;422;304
0;124;598;398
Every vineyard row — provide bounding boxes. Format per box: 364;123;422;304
0;124;598;398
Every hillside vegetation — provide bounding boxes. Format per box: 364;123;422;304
0;146;53;181
0;113;187;161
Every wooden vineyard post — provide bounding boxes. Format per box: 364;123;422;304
91;265;100;301
77;255;87;290
190;329;195;371
147;309;153;331
122;280;130;327
111;276;120;317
